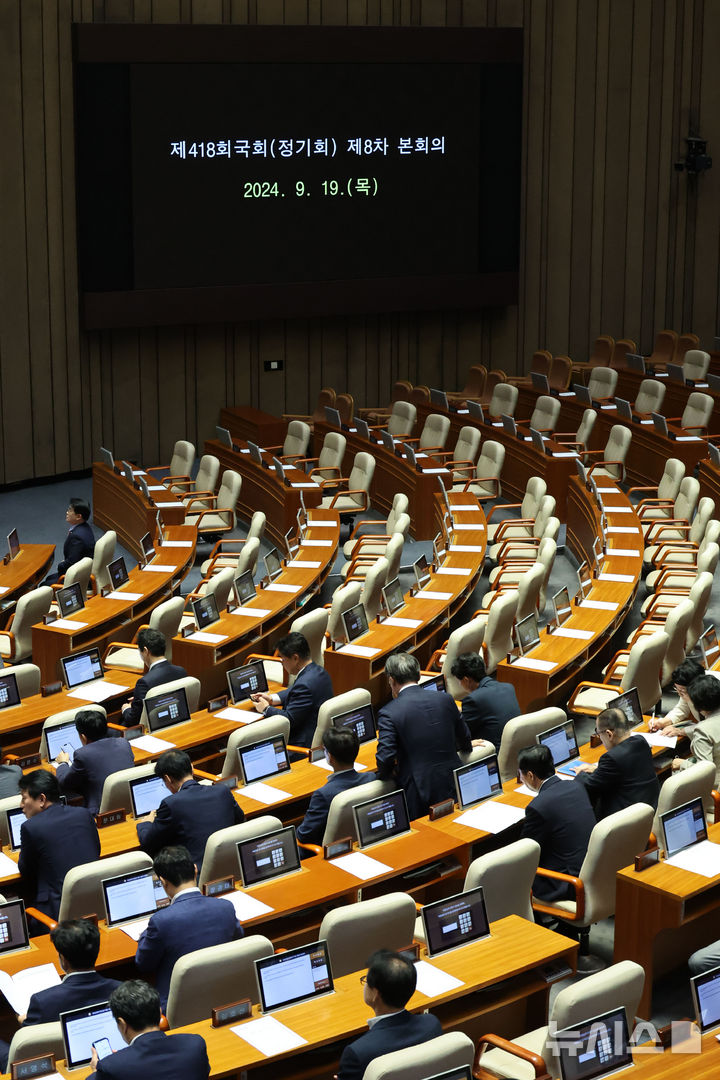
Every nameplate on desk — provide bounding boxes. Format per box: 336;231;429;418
448;544;485;552
212;999;252;1027
306;518;335;527
551;627;594;640
141;563;176;572
40;681;62;698
324;837;353;860
207;694;229;713
290;482;318;489
203;875;235;897
448;504;476;511
511;657;558;672
9;752;40;769
429;798;455;820
605;548;640;558
96;808;126;828
188;631;228;643
416;590;453;601
552;451;579;458
579;599;619;611
229;606;272;618
287;559;322;569
435;566;472;576
264;582;301;593
383;616;423;629
11;1053;57;1079
160;540;193;548
337;643;382;658
43;613;57;625
607;526;640;534
597;572;635;583
106;591;144;601
51;618;89;630
604;506;633;514
299;539;333;547
634;848;660;872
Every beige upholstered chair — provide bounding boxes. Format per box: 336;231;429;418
326;580;363;644
646;528;720;591
319;451;375;515
290;607;328;669
674;333;700;363
41;705;107;760
568;630;668;717
0;586;53;661
434;615;487;699
145;439;195;486
365;1033;474;1080
342;522;408;581
140;676;201;725
359;555;388;622
184;469;242;535
639;475;699;541
7;1024;66;1070
622;598;694;686
487;382;519;419
653;761;716;838
307;688;372;750
200;511;267;576
586;366;618;400
486;538;556;612
414;412;451;453
299;431;347;483
99;762;157;815
583;425;632;482
486;477;547;542
171;453;220;499
90;531;117;593
279;420;311;461
2;662;41;698
487;496;556;562
385;401;417;438
198;816;283;887
104;595;185;672
683;349;711;382
214;716;291;780
630;458;686;527
42;852;153;925
526;395;561;433
343;493;409;558
179;567;235;631
320;893;417;977
639;571;714;647
633;378;666;415
455;440;505;501
166;935;274;1027
56;556;93;596
555;407;596;453
482;590;518;676
440;425;482;483
675;391;714;434
497;707;566;782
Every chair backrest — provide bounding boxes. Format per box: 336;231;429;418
234;536;260;578
622;631;668;711
213;469;243;527
649;329;677;366
409;384;430;406
322;779;394;845
218;716;291;779
62;556;93;595
634;378;666;415
148;596;185;656
283;420;311;458
247;511;267;543
529;395;561;432
520;476;547;519
612;338;637;367
549;354;572;390
169;440;195;477
419;413;451;451
9;587;52;661
41;705;107;760
653;761;716;844
198;816;283;887
327;580;363;642
464;837;540;922
383;531;406;582
452;425;482;464
699;522;720;555
497;706;567;782
194;454;220;493
532;495;557;538
653;458;685;502
529;350;552;377
346;452;376;506
289;606;329;668
387;401;417;438
683;349;711;381
166;935;275;1027
59;851;153;921
4;662;41;698
91;531;116;592
313;387;336;424
515;561;546;622
364;1032;474;1080
442;615;487;698
675;332;700;361
587;366;618;399
578;804;655;926
689;497;716;545
336;392;354;427
535;536;557;609
463;364;487;397
317;431;347;473
386;493;410;533
673;475;700;523
575;407;596;447
685;572;714;650
681;392;714;433
588;335;614;366
696;541;720;577
99;761;158;814
468;440;505;498
601;425;632;480
488;382;518;419
7;1023;66;1069
199;565;235;610
360;555;388;621
320;893;417;978
308;688;372;749
141;676;201;724
658;599;694;684
483;590;517;676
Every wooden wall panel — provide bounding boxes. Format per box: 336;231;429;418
2;0;720;486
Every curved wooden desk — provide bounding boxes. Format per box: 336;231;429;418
0;544;55;616
93;461;187;560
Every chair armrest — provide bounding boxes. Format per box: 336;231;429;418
286;743;310;756
447;458;476;471
474;1034;551;1080
292;456;320;469
637;498;674;515
628;484;661;498
645;589;694;616
463;476;499;497
318;474;349;489
556;439;584;451
531;868;585;920
645;518;690;543
579;449;606;460
102;633;144;662
329;489;368;511
588;459;625;481
567;681;614;711
683;425;708;436
185;493;218;512
0;632;16;660
178;488;215;503
604;652;630;683
144;464;178;478
168;478;200;491
486;502;522;523
25;908;57;931
348;517;389;540
107;722;129;734
187;507;233;528
160;473;192;487
296;841;323;857
493;517;535;540
417;445;446;456
494;538;541;560
652;567;697;590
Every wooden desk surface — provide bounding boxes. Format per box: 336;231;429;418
0;544;55;610
93;462;188;559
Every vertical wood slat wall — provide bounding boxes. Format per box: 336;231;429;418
1;0;718;485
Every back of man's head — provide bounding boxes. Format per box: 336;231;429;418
275;632;310;661
450;652;486;683
51;919;100;970
74;709;108;743
596;707;631;735
366;949;417;1009
385;652;420;686
137;628;166;658
154;749;192;782
153;845;195;886
109;980;161;1032
671;658;705;688
688;674;720;716
20;769;60;803
322;726;359;767
517;743;554;780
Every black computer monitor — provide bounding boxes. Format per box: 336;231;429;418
0;899;29;956
61;647;104;690
139;532;156;563
0;673;21;711
453;756;502;809
247;441;263;464
238;734;291;786
430;388;449;410
332;703;377;744
215;425;233;448
420;886;490;957
129;774;168;819
191;593;220;630
226;661;268;704
324;406;342;429
107;556;129;591
237;825;301;888
556;1007;632;1080
60;1002;123;1070
354;416;370;441
403;442;417;468
145;686;191;732
467;400;485;423
531;372;550;394
353;789;411;849
6;529;19;561
342;603;369;643
56;582;85;617
255;940;333;1014
98;446;115;469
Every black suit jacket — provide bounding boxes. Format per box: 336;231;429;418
376;685;472;819
18;803;100;919
56;736;135;814
521;774;596;901
122;659;188;727
338;1010;442;1080
576;735;659;820
89;1029;209;1080
461;677;520;748
136;779;244;873
25;970;121;1025
57;521;95;576
297;768;376;845
265;661;333;747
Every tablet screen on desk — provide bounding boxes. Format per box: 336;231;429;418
264;548;282;581
333;703;376;744
7;807;24;851
247;440;262;464
237;825;301;888
515;612;540;655
536;720;580;769
453;756;502;809
325;407;342;429
45;719;83;762
255;939;333;1014
0;673;20;711
552;586;572;626
215;425;233;448
354;416;370;441
615;397;632;421
145;686;190;732
60;1002;123;1069
661;797;707;859
226;661;268;703
353;789;410;849
102;867;162;926
238;734;290;785
382;577;405;617
108;555;129;590
139;531;156;563
419;674;446;693
556;1007;632;1080
342;603;369;643
413;553;431;589
56;582;85;617
430;388;449;410
61;646;104;689
0;900;29;956
233;570;257;607
191;593;220;630
691;964;720;1032
129;774;167;819
7;529;19;560
421;886;489;957
606;687;642;729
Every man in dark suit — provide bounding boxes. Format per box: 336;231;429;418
55;709;134;814
45;497;96;585
574;707;659;819
121;628;187;727
518;744;596;902
251;631;333;747
337;950;441;1080
297;727;375;847
135;845;241;1008
24;920;121;1024
450;652;520;749
376;653;473;820
18;770;100;925
136;750;244;874
88;980;209;1079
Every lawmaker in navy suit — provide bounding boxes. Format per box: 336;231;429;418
251;631;333;747
121;628;187;728
135;846;241;1008
45;497;96;584
297;727;375;847
24;920;121;1024
55;709;134;814
518;744;596;902
88;981;209;1080
575;707;659;820
451;652;520;749
337;950;442;1080
136;750;244;874
375;653;472;820
18;770;100;924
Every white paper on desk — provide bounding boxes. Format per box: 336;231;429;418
107;591;144;601
383;617;423;629
337;644;382;658
633;731;678;749
0;587;8;595
677;436;703;442
232;1015;308;1056
160;540;193;548
553;452;579;458
288;560;322;569
0;851;19;876
132;470;146;476
596;487;617;493
436;566;472;577
448;504;477;512
306;519;335;527
0;964;61;1016
300;539;333;547
188;631;228;643
605;548;641;558
598;573;635;583
119;917;151;941
221;891;274;921
514;783;538;798
66;680;129;703
50;618;89;630
147;485;165;491
452;524;480;531
559;391;575;396
240;782;291;805
290;482;319;489
416;453;429;458
141;563;176;572
455;801;526;833
265;582;302;593
239;447;251;453
579;599;619;611
664;840;720;877
230;607;272;618
416;590;454;601
448;544;485;554
640;419;654;424
422;468;451;475
130;734;175;752
413;960;465;998
608;526;640;534
331;851;393;880
216;707;262;724
313;758;367;772
605;506;633;514
457;409;469;414
512;658;558;672
155;503;179;509
492;422;503;427
552;627;595;641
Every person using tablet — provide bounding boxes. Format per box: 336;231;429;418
573;707;659;819
296;728;375;847
376;653;472;819
671;674;720;811
518;745;595;904
250;632;333;748
87;980;209;1079
450;652;520;749
337;950;441;1080
135;846;241;1009
44;498;96;586
121;629;187;727
55;709;134;814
